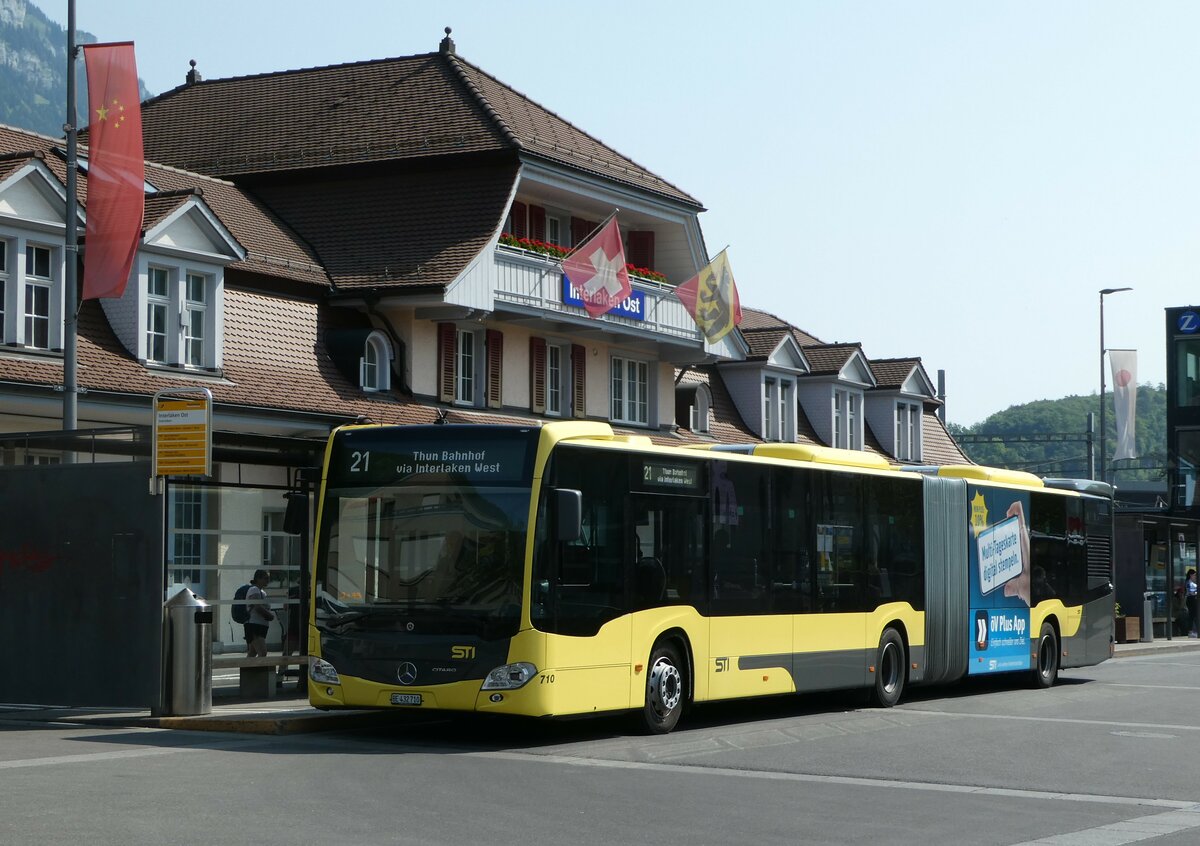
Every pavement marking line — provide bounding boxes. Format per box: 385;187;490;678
899;708;1200;734
0;735;268;770
471;750;1193;811
1102;683;1200;691
1006;804;1200;845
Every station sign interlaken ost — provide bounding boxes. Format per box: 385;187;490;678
152;389;212;478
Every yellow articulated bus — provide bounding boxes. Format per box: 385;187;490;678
307;421;1114;733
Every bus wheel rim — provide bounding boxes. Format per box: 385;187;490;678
650;658;682;715
881;642;900;694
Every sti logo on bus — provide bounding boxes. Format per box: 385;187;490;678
714;657;730;672
451;645;475;660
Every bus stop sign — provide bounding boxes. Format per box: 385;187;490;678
153;388;213;479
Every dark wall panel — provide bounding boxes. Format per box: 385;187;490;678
0;462;162;707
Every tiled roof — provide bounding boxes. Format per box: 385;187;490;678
139;51;699;207
922;411;971;465
141;191;191;229
869;357;920;390
675;366;760;444
803;343;864;376
739;327;788;360
247;162;519;289
0;124;330;289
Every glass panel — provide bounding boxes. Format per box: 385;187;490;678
456;331;474;403
1176;429;1200;511
547;345;561;415
186;272;206;303
24;283;49;348
166;482;303;655
1176;338;1200;407
149;267;169;297
147;302;167;362
26;245;51;279
611;357;624;419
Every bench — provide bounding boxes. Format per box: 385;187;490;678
212;655;311;698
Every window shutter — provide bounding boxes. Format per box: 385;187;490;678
530;337;547;414
511;201;528;239
486;329;503;409
437;323;456;403
570;217;598;248
626;230;655;271
529;205;546;242
571;343;586;418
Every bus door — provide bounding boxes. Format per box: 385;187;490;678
626;459;709;703
707;459;794;700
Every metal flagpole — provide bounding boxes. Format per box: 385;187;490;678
63;0;80;434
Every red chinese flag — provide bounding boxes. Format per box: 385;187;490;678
561;217;630;318
82;43;144;300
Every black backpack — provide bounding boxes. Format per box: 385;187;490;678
231;583;252;623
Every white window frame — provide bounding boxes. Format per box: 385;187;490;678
546;215;562;246
22;242;54;350
147;266;170;364
689;385;711;434
183;272;207;367
764;377;778;440
138;261;222;370
546;343;564;416
895;400;922;461
360;331;393;392
833;388;864;450
0;239;7;344
455;329;476;405
611;355;649;425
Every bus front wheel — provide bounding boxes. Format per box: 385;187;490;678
871;628;906;708
1032;622;1059;689
642;642;685;734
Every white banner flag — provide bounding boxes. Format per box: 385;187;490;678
1109;349;1138;461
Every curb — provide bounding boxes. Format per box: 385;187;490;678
1113;642;1200;658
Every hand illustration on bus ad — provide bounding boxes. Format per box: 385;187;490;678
968;488;1032;674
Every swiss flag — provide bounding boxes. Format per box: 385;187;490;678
562;217;630;318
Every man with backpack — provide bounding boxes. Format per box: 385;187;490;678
239;569;275;657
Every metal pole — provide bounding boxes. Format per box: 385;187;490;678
1086;412;1095;481
1099;292;1106;483
63;0;79;435
1098;287;1133;484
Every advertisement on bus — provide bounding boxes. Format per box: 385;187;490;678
967;484;1032;674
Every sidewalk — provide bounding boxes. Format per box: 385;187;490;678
5;639;1200;736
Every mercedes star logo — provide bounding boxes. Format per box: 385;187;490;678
397;662;418;685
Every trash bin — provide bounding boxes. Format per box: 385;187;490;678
1141;591;1155;644
163;584;213;716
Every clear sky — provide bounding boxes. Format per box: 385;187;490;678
35;0;1197;427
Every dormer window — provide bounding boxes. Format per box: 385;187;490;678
360;330;393;392
22;243;54;350
137;262;221;371
690;385;711;433
895;400;922;461
833;388;863;450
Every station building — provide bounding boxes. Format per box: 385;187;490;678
0;31;966;705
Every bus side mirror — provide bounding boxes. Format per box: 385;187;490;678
555;488;582;543
283;491;309;535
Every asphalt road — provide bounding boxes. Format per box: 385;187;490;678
4;651;1200;846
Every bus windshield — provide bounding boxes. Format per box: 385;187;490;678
313;425;539;635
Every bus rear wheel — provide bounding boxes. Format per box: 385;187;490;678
642;642;685;734
871;628;906;708
1032;622;1059;689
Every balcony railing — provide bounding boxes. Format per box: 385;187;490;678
493;244;702;343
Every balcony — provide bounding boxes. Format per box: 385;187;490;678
493;243;703;347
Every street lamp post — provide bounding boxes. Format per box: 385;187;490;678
1099;287;1133;483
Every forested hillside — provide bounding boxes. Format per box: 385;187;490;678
948;385;1166;482
0;0;149;137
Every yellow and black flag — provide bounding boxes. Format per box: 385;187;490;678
674;250;742;343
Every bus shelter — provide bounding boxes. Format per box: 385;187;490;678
0;427;319;709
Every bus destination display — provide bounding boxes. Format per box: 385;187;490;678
641;461;700;491
329;427;537;486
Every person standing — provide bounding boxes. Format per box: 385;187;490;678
245;569;275;657
1186;568;1198;638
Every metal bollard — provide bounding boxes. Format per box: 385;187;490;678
1141;591;1154;643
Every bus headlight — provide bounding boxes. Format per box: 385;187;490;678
310;657;341;685
481;662;537;690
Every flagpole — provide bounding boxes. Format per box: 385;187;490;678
63;0;80;434
559;208;619;262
